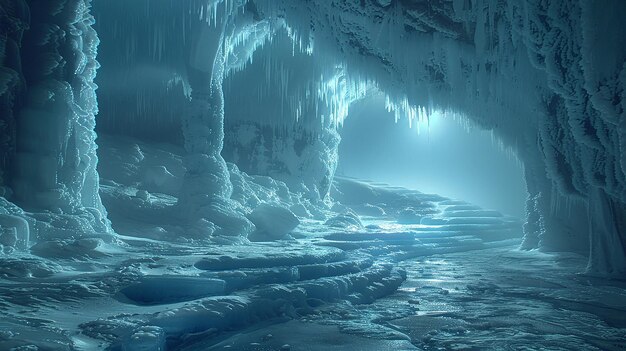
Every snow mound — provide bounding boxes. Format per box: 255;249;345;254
247;204;300;241
0;214;29;251
325;211;363;230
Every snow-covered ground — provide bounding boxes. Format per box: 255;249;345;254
1;136;624;350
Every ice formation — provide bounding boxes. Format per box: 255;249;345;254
2;0;621;272
92;0;624;274
1;0;626;349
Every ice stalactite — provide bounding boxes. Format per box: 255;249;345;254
223;30;372;201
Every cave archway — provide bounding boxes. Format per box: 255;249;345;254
85;0;626;273
338;94;528;218
1;0;625;275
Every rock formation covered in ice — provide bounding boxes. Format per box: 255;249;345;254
223;30;371;200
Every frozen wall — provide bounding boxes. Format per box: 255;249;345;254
0;0;111;248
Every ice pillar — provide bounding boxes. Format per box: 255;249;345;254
178;2;253;237
10;0;108;226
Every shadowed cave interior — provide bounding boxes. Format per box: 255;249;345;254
1;0;626;350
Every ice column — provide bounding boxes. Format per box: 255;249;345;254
10;0;109;230
178;2;253;237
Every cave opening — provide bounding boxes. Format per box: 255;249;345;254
338;94;528;218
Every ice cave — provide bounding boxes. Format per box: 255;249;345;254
1;0;626;350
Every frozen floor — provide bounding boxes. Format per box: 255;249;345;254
190;246;626;351
1;137;625;350
2;217;626;350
